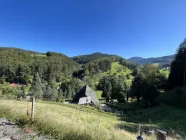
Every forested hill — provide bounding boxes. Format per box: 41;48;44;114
72;52;124;64
0;47;80;84
128;55;175;65
0;47;41;54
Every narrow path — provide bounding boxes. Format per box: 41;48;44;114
0;118;50;140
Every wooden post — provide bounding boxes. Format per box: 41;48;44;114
31;97;35;122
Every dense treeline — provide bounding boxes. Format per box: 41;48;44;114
0;48;80;84
72;52;121;64
83;56;136;76
85;57;112;76
1;38;186;106
97;75;128;102
0;48;83;101
130;64;166;104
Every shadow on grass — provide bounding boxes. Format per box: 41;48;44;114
112;102;186;138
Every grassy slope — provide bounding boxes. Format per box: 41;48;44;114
108;102;186;137
94;62;133;99
100;62;133;86
160;69;170;78
0;100;176;140
104;62;133;77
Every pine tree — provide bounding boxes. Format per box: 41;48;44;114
31;72;43;99
50;88;58;102
130;72;145;102
168;38;186;89
104;81;112;102
44;85;52;98
117;82;127;103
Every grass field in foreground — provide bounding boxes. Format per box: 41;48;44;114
0;100;176;140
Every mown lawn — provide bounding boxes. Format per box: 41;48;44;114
0;100;176;140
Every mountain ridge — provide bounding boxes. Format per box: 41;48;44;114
128;54;175;65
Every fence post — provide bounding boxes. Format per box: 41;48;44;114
31;97;35;122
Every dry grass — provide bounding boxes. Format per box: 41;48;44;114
0;100;176;140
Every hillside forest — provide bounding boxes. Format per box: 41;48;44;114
1;39;186;139
0;39;186;106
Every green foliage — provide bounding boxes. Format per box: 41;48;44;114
43;85;52;99
85;57;112;76
126;74;130;79
82;76;96;89
130;72;145;101
119;58;137;70
67;85;72;99
103;80;112;102
0;48;80;85
16;64;31;84
116;83;128;103
168;38;186;89
61;98;66;103
31;72;43;99
130;64;165;105
0;84;23;99
99;75;128;102
160;87;186;107
72;52;121;64
60;78;84;99
50;88;58;102
98;62;134;88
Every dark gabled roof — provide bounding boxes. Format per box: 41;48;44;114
71;85;99;106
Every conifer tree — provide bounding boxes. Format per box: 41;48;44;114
168;38;186;88
31;72;43;99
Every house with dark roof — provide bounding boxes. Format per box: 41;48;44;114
71;85;99;106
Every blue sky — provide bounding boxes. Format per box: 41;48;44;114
0;0;186;58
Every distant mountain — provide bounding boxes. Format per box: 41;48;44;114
72;52;122;64
128;57;144;63
128;55;175;65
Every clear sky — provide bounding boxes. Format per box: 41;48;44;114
0;0;186;58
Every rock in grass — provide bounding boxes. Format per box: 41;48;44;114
0;118;51;140
11;134;27;140
0;136;12;140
